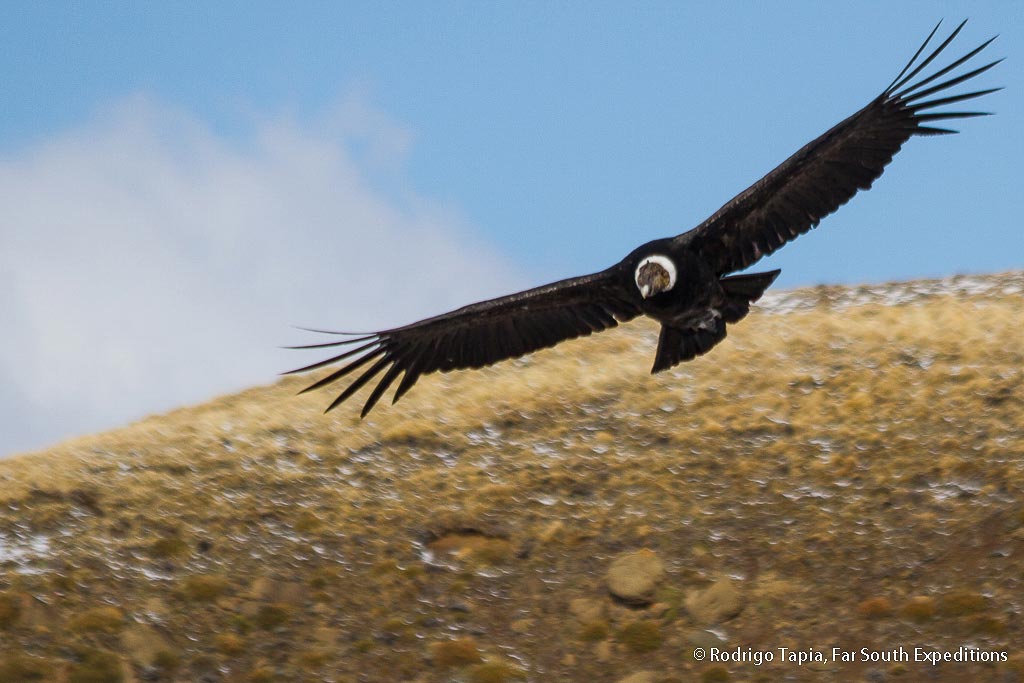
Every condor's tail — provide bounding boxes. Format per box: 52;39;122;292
650;269;780;373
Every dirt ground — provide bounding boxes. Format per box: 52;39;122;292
1;272;1022;683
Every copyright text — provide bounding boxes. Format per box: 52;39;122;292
693;646;1008;666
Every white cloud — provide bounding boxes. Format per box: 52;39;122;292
0;94;526;457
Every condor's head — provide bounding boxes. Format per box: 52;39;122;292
635;254;677;299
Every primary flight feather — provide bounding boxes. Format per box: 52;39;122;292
287;20;1001;417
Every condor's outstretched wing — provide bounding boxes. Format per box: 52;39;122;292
677;20;1001;276
286;268;641;417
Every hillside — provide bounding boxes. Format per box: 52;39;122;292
1;272;1022;683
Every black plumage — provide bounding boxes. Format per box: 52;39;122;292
287;21;1000;417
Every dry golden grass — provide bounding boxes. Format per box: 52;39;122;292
0;272;1022;682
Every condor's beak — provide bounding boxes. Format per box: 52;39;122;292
640;284;652;299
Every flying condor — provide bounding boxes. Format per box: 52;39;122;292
288;20;1001;417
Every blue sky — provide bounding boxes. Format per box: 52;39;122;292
1;2;1020;456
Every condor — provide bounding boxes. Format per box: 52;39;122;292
289;21;1000;417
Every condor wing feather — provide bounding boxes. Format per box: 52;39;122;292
286;269;641;417
678;20;1001;276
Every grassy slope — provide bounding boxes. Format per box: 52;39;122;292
1;272;1022;683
